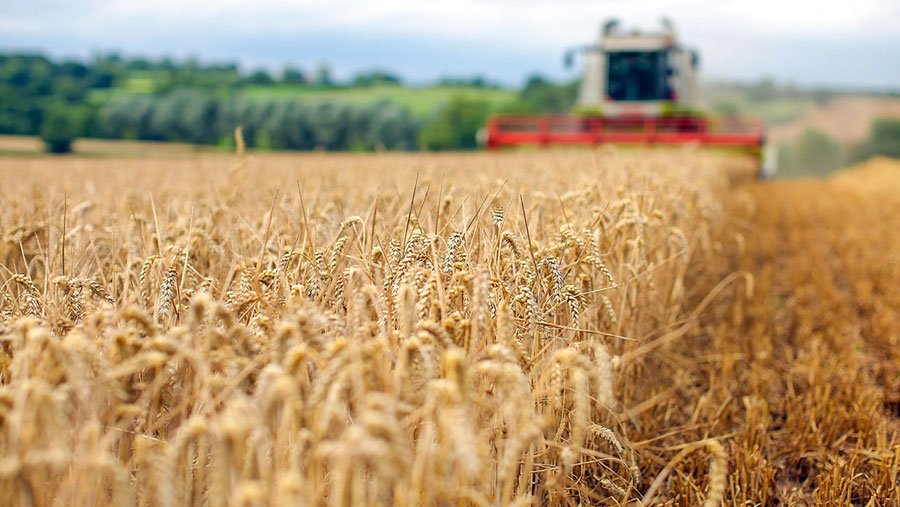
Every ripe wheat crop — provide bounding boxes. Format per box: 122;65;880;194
0;150;896;506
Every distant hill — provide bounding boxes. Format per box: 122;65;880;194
768;96;900;145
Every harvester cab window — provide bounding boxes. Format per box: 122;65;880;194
606;50;669;102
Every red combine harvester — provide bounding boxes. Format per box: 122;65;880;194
484;19;775;178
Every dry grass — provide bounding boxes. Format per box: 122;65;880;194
0;149;896;505
0;135;220;157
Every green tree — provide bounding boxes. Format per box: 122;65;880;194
520;75;578;113
53;75;88;102
247;69;274;86
150;91;226;144
352;70;402;87
500;75;578;114
281;66;307;85
851;118;900;161
365;102;420;150
40;104;84;153
419;95;490;151
779;128;843;177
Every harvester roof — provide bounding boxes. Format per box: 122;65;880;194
602;33;676;52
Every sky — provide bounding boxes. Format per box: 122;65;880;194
2;0;900;89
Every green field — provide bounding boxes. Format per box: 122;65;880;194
240;84;517;116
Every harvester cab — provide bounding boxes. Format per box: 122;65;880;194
572;19;699;117
485;19;776;179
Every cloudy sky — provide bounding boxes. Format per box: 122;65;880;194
2;0;900;88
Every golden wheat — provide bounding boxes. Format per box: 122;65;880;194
0;150;896;505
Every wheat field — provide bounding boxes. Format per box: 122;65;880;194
0;150;896;505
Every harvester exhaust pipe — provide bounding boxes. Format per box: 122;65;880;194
602;19;620;36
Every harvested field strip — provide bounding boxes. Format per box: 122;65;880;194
647;157;900;504
735;159;900;503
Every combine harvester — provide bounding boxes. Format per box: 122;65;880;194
484;20;776;178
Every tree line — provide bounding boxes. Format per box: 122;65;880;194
1;52;580;153
97;91;421;151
